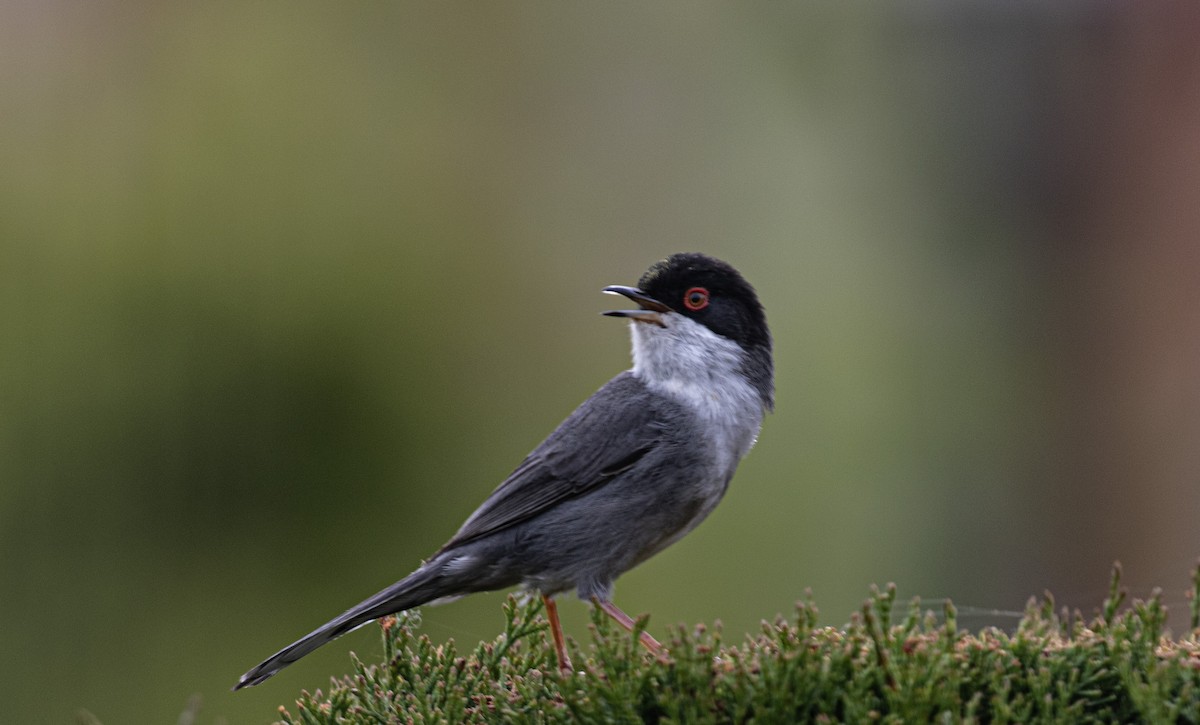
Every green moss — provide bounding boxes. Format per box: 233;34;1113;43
271;564;1200;723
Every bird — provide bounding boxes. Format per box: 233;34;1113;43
233;252;773;689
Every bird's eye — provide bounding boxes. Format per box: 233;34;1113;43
683;287;710;311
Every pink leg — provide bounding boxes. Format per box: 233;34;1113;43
593;598;664;654
542;595;573;672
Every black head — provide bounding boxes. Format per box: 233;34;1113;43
638;253;771;351
604;252;774;408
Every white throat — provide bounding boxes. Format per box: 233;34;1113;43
629;314;766;473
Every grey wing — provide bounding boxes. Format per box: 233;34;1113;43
437;372;668;552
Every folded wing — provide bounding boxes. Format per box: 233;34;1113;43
438;372;667;552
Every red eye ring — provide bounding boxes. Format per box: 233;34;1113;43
683;287;710;311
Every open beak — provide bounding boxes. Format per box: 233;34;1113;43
602;285;669;327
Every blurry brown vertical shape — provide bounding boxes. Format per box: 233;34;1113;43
1045;3;1200;597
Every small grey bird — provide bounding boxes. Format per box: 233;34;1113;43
234;252;773;689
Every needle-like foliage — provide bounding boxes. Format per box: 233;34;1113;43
100;566;1190;725
263;563;1200;723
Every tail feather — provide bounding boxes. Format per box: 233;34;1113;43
233;566;444;690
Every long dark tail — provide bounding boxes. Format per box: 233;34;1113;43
233;565;447;690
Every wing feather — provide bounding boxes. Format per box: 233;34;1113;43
438;372;666;551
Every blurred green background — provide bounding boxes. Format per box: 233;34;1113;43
3;3;1200;723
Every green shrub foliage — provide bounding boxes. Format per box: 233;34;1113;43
273;564;1200;724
